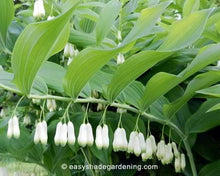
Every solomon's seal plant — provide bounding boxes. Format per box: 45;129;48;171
1;0;220;175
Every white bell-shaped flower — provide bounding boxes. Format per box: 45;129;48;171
128;131;138;153
67;58;73;66
120;128;128;151
95;125;103;150
7;118;13;139
113;128;122;152
149;135;157;153
161;143;173;165
34;122;40;144
117;53;125;64
181;153;186;170
139;132;146;152
33;0;45;19
64;43;75;58
78;123;88;147
67;121;76;145
146;137;153;158
54;122;62;146
172;142;180;158
60;123;68;147
156;140;166;160
102;124;109;149
134;135;141;157
174;156;181;173
12;115;20;139
40;120;48;145
47;99;56;112
86;123;94;146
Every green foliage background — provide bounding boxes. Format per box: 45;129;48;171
1;0;220;175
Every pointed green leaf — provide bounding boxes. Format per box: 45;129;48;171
0;0;14;48
141;43;220;110
185;99;220;134
183;0;200;17
107;51;171;102
158;9;212;51
199;160;220;176
121;1;171;45
96;0;121;44
164;71;220;118
196;84;220;98
11;1;79;95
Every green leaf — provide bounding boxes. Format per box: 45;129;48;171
158;9;212;51
141;43;220;110
183;0;200;17
0;0;14;49
164;71;220;118
199;160;220;176
63;48;120;98
31;76;48;95
96;0;121;44
121;1;171;46
196;84;220;98
11;1;79;95
107;51;171;102
38;61;66;93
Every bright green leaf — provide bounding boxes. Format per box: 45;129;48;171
183;0;200;17
158;9;212;51
0;0;14;49
11;1;79;95
96;0;121;44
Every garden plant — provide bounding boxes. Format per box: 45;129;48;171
1;0;220;175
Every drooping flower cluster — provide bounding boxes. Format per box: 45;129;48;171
54;121;76;146
34;120;48;145
33;0;45;19
7;115;20;139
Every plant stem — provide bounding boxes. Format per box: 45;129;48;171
3;92;197;175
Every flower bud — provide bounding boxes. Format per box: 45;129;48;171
60;123;68;147
23;115;31;125
181;153;186;170
78;123;87;147
150;135;157;153
32;99;41;105
34;123;40;144
102;124;109;149
172;142;180;158
175;156;181;173
95;125;103;150
128;131;137;153
47;16;55;20
0;108;5;117
116;108;127;114
67;58;73;66
86;123;94;146
117;53;125;64
7;118;13;139
117;30;122;41
97;103;104;111
33;0;45;19
67;121;75;145
40;120;48;145
54;122;62;146
156;140;166;160
12;115;20;139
